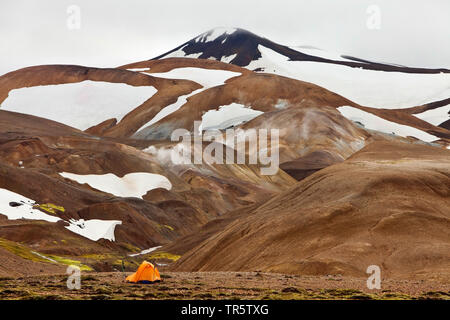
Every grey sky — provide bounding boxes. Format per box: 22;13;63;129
1;0;449;75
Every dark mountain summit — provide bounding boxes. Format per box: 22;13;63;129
155;27;450;74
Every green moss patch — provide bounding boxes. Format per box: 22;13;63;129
45;255;93;271
145;251;181;261
0;238;49;263
33;203;65;215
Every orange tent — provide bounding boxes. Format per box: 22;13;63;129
126;261;161;284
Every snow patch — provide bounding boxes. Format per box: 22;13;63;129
0;188;60;223
248;45;450;109
141;89;203;129
145;67;240;88
290;46;355;62
127;68;150;72
32;251;58;263
185;52;203;59
199;103;264;132
128;246;162;257
59;172;172;198
65;219;122;242
413;104;450;126
1;81;157;130
221;54;237;64
337;106;439;142
163;45;203;59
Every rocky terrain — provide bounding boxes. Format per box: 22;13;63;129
1;271;449;300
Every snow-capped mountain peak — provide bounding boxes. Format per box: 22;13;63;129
193;27;238;43
155;27;450;75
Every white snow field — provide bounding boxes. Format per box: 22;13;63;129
290;46;356;63
1;80;157;130
0;188;60;223
199;103;264;132
145;67;240;89
337;106;439;143
135;67;241;131
65;219;122;242
59;172;172;198
0;188;121;241
248;45;450;109
413;104;450;126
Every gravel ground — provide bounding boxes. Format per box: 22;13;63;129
0;271;449;300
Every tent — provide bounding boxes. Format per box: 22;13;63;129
126;261;161;284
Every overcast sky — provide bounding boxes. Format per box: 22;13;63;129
1;0;449;75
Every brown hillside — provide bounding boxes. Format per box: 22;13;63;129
171;141;450;280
